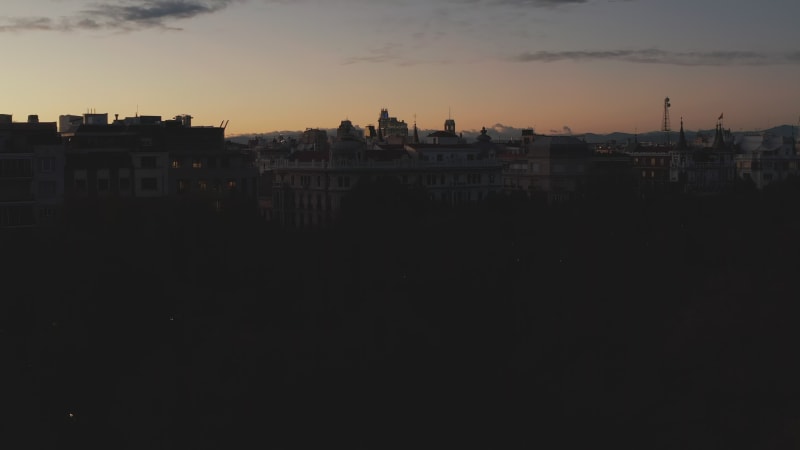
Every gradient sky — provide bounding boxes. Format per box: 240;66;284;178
3;0;799;136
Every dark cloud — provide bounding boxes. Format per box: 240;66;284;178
512;48;800;66
0;0;237;32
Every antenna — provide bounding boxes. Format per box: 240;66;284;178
662;97;671;146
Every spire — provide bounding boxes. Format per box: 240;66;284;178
712;122;726;150
413;116;420;144
677;117;688;150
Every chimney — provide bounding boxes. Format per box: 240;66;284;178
28;114;39;124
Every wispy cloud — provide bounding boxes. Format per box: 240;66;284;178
0;0;237;32
454;0;630;8
512;48;800;66
342;42;455;67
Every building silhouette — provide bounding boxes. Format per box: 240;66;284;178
0;114;64;228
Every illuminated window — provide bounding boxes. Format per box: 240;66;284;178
198;180;207;191
227;179;236;190
177;179;188;194
192;159;203;169
171;159;182;169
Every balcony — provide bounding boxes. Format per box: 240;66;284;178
272;158;503;171
0;193;35;203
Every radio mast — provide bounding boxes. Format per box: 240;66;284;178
662;97;672;146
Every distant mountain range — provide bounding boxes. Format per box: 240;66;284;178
228;124;798;146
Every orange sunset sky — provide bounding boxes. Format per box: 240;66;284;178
3;0;799;136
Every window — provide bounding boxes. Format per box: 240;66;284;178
171;159;182;169
38;157;55;173
177;180;188;194
489;175;495;184
198;180;208;191
119;178;130;191
141;156;157;168
437;154;443;162
317;176;321;187
192;159;203;169
75;179;87;191
141;177;158;190
0;159;33;177
226;179;237;190
650;158;656;166
98;178;109;191
38;181;57;198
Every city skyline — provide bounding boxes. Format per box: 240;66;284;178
3;0;799;135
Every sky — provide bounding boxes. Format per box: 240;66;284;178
2;0;799;136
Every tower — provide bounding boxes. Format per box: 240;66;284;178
662;97;672;146
444;108;455;135
444;118;455;134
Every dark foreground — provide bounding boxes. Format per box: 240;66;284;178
3;187;800;449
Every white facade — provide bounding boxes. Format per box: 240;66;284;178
735;133;799;189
